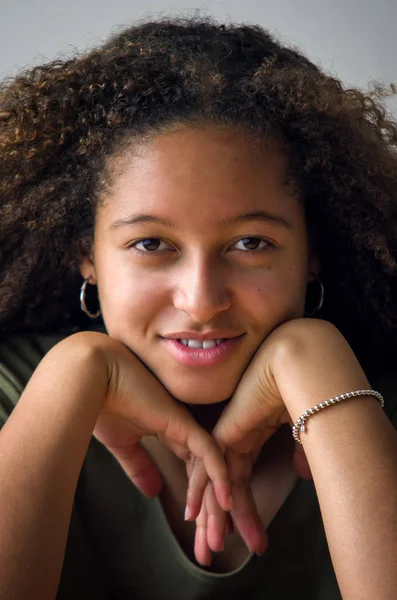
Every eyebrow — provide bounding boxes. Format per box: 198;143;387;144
221;210;293;229
109;210;293;231
110;214;175;230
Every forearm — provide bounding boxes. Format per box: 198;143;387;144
297;398;397;600
0;333;108;600
274;320;397;599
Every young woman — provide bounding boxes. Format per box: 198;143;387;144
1;16;397;600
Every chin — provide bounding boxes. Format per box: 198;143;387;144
177;395;230;405
165;381;235;405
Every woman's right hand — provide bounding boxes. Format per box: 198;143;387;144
84;332;232;515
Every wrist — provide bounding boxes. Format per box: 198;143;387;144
293;390;384;444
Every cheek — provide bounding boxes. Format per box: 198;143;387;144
95;254;166;335
242;264;307;324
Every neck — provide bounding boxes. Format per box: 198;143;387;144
185;398;230;433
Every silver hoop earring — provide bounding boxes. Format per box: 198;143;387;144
80;278;101;319
305;275;324;317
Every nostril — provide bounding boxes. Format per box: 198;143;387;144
172;282;231;322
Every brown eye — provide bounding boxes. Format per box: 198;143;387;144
133;238;168;252
232;237;269;251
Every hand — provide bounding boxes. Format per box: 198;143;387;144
83;332;232;513
188;328;288;564
187;319;326;565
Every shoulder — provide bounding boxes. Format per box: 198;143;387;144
0;332;69;425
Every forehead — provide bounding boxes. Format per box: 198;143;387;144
97;126;303;229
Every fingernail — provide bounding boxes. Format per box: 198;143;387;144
222;492;233;512
184;506;191;521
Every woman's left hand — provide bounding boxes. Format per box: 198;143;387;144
187;318;350;566
186;320;295;564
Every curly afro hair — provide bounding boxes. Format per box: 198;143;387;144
1;16;397;375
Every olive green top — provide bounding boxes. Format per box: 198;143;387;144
1;331;396;599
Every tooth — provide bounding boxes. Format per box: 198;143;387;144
180;339;189;346
187;339;202;349
216;339;224;345
202;340;216;349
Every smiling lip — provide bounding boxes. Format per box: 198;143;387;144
161;333;244;367
163;330;243;341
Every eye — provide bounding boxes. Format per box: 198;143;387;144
132;238;171;252
231;237;272;251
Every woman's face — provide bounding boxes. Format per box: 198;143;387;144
81;126;317;404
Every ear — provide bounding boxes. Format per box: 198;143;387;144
307;253;321;282
79;255;97;284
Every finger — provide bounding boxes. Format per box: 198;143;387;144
231;486;267;555
158;432;192;462
194;501;211;567
185;456;194;479
205;483;227;553
164;419;232;516
227;451;267;555
186;458;210;520
186;456;232;521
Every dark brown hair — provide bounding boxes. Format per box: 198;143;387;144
1;16;397;374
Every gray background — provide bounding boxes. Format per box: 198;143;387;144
0;0;396;115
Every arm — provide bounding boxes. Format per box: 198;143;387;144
0;334;108;600
190;319;397;598
0;331;230;600
274;320;397;600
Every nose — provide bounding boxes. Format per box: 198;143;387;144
172;256;232;323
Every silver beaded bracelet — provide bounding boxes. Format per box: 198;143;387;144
292;389;384;444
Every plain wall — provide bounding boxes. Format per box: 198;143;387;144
0;0;396;115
